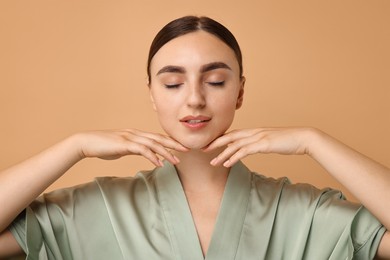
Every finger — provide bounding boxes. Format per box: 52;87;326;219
204;132;237;151
153;135;189;152
130;130;188;152
222;142;261;168
127;143;163;167
118;130;180;164
210;134;259;166
131;135;180;164
204;129;253;151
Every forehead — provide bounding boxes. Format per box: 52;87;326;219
150;31;239;73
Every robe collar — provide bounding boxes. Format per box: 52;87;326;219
156;160;252;260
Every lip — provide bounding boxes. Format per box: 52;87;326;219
180;115;211;130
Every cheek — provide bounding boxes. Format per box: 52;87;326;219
152;95;179;129
211;99;237;131
152;90;174;113
213;94;238;114
155;103;173;122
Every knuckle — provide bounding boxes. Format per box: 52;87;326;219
137;144;149;154
238;146;249;155
124;128;136;134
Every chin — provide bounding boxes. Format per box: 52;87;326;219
179;140;208;150
164;126;228;150
175;134;220;150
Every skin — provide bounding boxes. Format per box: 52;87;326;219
0;30;389;258
149;31;245;150
149;31;245;253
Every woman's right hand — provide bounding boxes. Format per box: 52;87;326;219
0;128;188;237
75;129;188;166
0;128;188;257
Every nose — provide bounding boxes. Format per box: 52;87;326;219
186;83;206;109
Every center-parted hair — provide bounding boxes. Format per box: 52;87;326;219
147;16;243;83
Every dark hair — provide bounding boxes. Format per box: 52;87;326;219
147;16;243;83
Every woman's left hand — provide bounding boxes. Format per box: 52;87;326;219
204;127;317;167
205;126;390;257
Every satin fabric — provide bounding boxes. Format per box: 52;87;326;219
10;161;385;259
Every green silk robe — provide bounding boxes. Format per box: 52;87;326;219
10;161;386;259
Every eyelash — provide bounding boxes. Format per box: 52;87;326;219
164;81;225;89
164;84;182;89
207;81;225;87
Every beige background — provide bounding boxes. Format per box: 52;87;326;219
0;1;389;202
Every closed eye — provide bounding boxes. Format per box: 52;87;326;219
164;83;182;89
207;81;225;87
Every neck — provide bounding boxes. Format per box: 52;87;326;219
173;148;229;193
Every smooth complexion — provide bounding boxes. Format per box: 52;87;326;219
149;31;245;150
148;31;245;255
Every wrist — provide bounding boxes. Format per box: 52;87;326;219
302;127;325;157
64;133;88;161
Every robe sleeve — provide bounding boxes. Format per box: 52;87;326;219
277;181;386;259
8;179;123;260
310;188;386;259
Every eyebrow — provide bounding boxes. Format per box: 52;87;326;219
156;62;232;76
156;66;186;75
200;62;232;73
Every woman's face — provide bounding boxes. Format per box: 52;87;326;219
149;31;245;149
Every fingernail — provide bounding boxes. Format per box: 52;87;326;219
210;158;217;166
180;145;189;151
223;160;231;168
173;155;180;163
159;159;164;167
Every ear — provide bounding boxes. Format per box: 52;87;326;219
236;76;245;109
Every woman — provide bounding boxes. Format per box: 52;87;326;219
0;16;389;259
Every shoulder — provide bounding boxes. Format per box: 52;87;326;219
94;169;158;195
249;170;358;213
250;171;326;198
248;170;385;256
31;169;158;211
